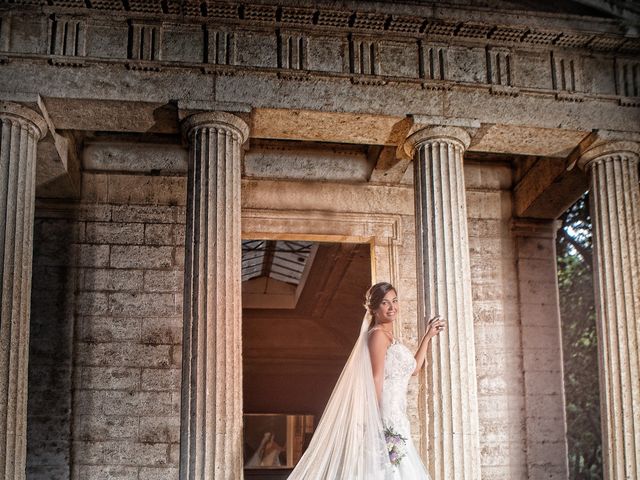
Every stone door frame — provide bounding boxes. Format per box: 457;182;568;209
241;208;403;295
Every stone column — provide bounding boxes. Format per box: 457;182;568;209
404;126;481;480
578;136;640;480
0;102;47;479
179;112;249;480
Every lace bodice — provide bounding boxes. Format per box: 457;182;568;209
381;341;416;438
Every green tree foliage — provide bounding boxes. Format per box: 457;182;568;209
556;192;602;479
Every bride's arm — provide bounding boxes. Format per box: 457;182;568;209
368;330;391;405
412;316;445;375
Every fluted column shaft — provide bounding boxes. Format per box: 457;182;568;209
179;112;249;480
0;102;47;480
579;139;640;480
406;126;481;480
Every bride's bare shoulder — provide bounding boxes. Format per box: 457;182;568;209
368;327;392;349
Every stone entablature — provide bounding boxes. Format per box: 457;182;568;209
1;1;639;105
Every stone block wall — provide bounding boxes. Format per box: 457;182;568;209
28;217;79;480
29;173;187;480
514;222;569;479
27;162;568;479
466;163;529;479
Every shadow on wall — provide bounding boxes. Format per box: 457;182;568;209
27;216;78;479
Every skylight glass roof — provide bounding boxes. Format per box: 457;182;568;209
241;240;315;285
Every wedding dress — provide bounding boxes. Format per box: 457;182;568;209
287;316;431;480
381;338;431;480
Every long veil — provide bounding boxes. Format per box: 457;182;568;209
288;315;392;480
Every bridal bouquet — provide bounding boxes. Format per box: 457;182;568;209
383;426;407;466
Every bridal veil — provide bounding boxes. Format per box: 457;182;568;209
287;315;392;480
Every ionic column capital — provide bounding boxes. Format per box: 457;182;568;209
0;101;48;140
577;131;640;171
402;125;472;159
181;110;249;143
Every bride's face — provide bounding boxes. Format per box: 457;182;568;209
374;289;398;324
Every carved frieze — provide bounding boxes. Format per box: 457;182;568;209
49;15;86;56
280;7;315;27
348;35;379;76
486;46;513;86
128;20;161;61
126;20;162;70
550;50;582;93
278;30;307;70
0;0;637;105
206;27;235;66
489;25;528;43
486;46;518;96
615;57;639;106
419;41;447;81
48;14;86;66
0;15;10;52
387;15;423;34
521;29;560;45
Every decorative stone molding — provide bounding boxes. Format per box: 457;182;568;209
347;35;380;76
277;30;307;70
486;46;514;87
241;208;403;334
577;134;640;480
127;20;162;61
405;123;481;480
48;15;86;57
179;111;249;480
614;58;639;98
1;3;638;105
419;41;447;81
551;50;581;93
1;1;638;54
0;101;48;480
205;28;235;66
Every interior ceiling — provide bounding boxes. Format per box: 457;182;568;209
242;239;316;285
242;241;372;416
243;242;372;357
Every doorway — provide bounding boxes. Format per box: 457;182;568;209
241;239;372;476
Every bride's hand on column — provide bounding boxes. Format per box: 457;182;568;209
424;315;446;341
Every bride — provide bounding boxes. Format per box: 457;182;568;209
288;282;445;479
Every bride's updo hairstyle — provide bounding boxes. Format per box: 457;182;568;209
364;282;396;319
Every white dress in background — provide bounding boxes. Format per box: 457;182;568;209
381;339;431;480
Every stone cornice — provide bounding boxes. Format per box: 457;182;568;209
1;1;638;54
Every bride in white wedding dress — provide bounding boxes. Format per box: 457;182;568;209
288;282;445;480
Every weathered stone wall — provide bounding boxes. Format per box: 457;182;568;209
514;221;569;479
27;160;566;479
466;163;530;479
27;216;79;480
28;173;187;480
